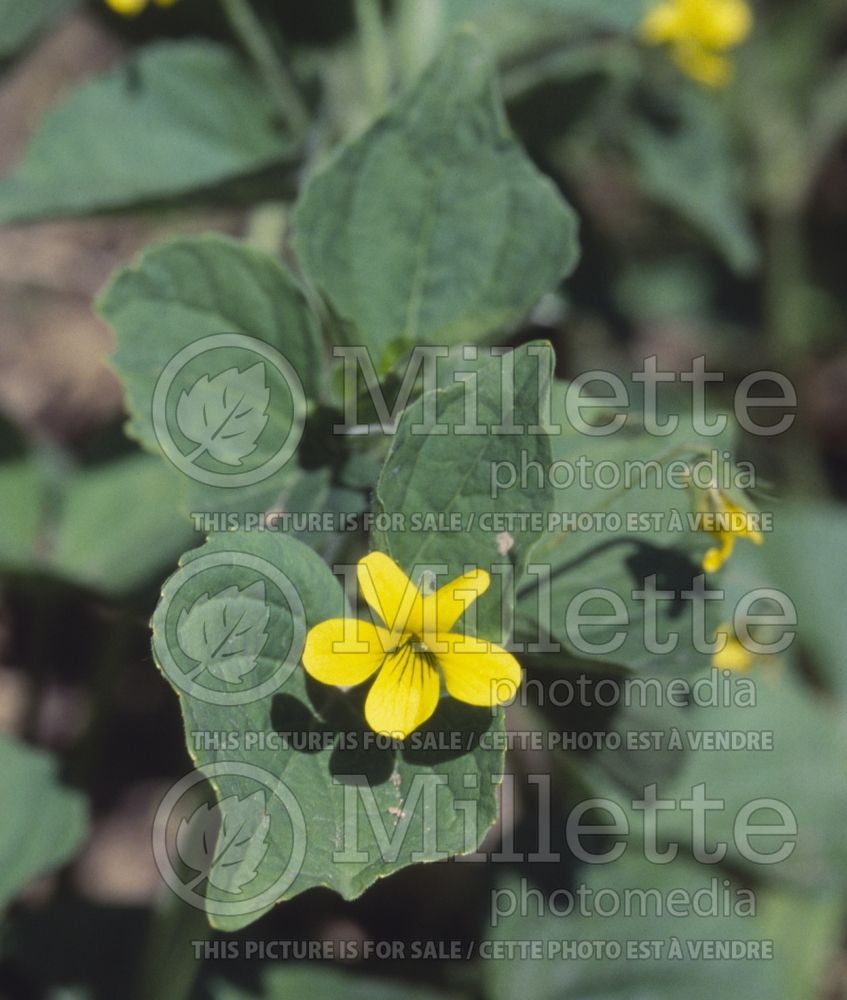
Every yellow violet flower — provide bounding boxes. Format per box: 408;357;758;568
712;623;754;671
302;552;522;740
105;0;179;16
640;0;753;87
697;486;763;573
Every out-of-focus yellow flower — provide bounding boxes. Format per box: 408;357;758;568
695;486;763;573
712;623;755;671
105;0;179;17
640;0;753;87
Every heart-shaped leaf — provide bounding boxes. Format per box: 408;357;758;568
153;532;506;930
100;235;323;516
293;30;579;360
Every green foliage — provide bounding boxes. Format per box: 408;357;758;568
655;672;847;890
2;5;844;997
0;452;192;595
767;502;847;701
0;737;88;910
152;532;505;930
626;88;758;273
211;966;464;1000
51;455;195;595
515;394;733;674
0;458;43;572
374;342;554;642
101;235;323;515
0;41;297;222
294;31;579;362
0;0;74;61
445;0;645;34
485;854;837;1000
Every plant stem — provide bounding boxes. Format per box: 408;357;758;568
393;0;444;83
134;892;211;1000
219;0;310;138
245;200;289;257
353;0;391;115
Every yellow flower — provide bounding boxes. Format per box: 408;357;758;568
712;623;755;671
105;0;179;16
640;0;753;87
302;552;521;739
697;486;763;573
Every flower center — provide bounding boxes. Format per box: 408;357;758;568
402;636;438;670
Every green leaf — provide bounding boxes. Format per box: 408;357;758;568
514;385;736;674
211;966;465;1000
153;532;505;930
100;235;323;515
0;458;43;572
0;452;194;596
0;737;88;910
0;0;74;62
281;465;371;558
444;0;645;35
0;41;296;222
374;343;555;642
808;59;847;187
656;672;847;892
50;453;195;595
433;0;644;73
293;30;579;361
584;653;847;894
627;88;758;274
485;852;839;1000
532;0;646;31
766;501;847;701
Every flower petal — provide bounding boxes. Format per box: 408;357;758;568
712;625;754;672
641;2;684;43
421;568;491;637
106;0;148;14
724;500;764;543
358;551;423;637
303;618;391;687
434;632;521;707
673;41;732;87
700;0;753;49
703;532;735;573
364;645;440;739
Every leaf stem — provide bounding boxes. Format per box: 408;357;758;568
245;200;289;257
353;0;392;115
393;0;444;84
218;0;310;138
134;893;211;1000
